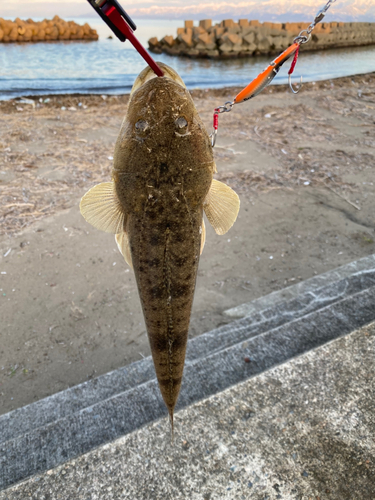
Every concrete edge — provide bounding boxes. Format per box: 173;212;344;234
224;253;375;318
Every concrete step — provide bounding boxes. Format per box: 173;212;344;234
4;323;374;499
1;255;375;490
224;253;375;318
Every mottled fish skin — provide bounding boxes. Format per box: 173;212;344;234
113;70;215;417
80;62;239;425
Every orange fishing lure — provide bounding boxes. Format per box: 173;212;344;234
211;42;301;146
234;42;300;104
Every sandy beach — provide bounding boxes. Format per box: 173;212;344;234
0;72;374;414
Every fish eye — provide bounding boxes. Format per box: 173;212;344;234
135;119;149;133
175;116;188;129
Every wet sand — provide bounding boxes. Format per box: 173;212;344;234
0;72;374;414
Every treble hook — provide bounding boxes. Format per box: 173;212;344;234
289;74;303;94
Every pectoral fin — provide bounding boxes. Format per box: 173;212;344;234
203;179;240;235
200;219;206;255
115;232;133;269
80;182;126;234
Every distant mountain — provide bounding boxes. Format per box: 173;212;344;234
128;0;375;22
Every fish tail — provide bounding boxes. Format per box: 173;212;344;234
169;408;174;444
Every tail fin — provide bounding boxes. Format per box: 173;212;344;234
169;408;174;444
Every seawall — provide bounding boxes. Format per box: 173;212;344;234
0;16;98;43
148;19;375;58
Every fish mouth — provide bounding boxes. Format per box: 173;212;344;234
131;62;186;95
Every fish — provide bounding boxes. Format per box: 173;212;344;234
80;62;240;428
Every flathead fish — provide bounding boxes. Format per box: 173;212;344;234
80;62;240;426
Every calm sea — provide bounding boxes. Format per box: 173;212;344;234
1;17;375;99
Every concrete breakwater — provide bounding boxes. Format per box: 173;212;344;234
0;16;98;42
148;19;375;58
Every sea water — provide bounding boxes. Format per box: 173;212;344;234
1;17;375;99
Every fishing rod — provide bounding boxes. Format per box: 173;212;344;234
86;0;164;76
211;0;337;146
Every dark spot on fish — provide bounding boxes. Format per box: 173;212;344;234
174;256;188;267
174;316;188;328
152;320;161;329
174;232;186;243
150;235;160;246
158;376;182;388
177;302;190;313
156;221;168;232
147;210;157;220
149;258;160;267
150;331;187;353
172;284;190;298
158;205;164;215
172;332;188;350
150;335;168;352
159;162;168;174
150;285;164;299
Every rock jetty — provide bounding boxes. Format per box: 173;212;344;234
0;16;98;43
149;19;375;58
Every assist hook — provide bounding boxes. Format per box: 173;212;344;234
289;73;303;94
287;43;302;94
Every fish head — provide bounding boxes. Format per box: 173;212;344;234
113;63;215;212
130;62;186;95
122;62;198;151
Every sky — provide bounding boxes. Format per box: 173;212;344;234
1;0;375;22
